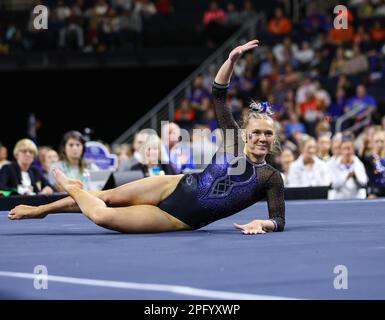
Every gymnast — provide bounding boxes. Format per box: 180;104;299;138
8;40;285;235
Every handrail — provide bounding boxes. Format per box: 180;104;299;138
335;104;372;134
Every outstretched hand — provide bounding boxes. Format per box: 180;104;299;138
228;40;259;63
234;220;266;235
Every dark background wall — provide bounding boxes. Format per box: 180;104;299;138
0;65;196;150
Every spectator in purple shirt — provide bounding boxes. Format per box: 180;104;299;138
345;84;377;120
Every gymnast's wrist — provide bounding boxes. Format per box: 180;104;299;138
262;220;275;232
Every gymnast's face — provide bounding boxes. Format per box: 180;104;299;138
245;118;275;160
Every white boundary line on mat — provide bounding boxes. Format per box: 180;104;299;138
0;270;298;300
287;199;385;205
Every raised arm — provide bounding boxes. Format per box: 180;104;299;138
214;39;259;85
212;40;259;153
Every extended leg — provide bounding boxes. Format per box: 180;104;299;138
8;174;184;220
55;170;189;233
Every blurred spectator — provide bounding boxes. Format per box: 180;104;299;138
315;117;332;138
285;112;307;138
327;87;346;123
342;44;369;75
298;89;324;137
239;0;257;21
237;69;257;103
41;148;59;181
119;7;143;49
0;145;10;169
362;130;385;198
356;0;374;19
114;142;132;164
267;7;292;38
280;64;300;90
225;2;242;28
345;84;377;121
34;146;51;173
328;139;368;199
161;122;194;173
296;77;316;105
174;99;196;131
0;139;54;195
301;4;330;39
49;131;98;190
203;1;226;47
355;125;379;158
294;41;315;65
131;134;176;176
329;47;347;77
93;0;109;16
55;0;71;21
258;50;277;79
317;134;332;161
203;1;225;26
373;1;385;16
287;136;331;187
203;64;218;91
313;80;331;110
369;20;385;50
111;0;132;10
273;37;298;65
189;75;211;121
329;133;343;164
278;148;295;185
135;0;157;19
118;129;153;171
327;22;354;46
353;25;371;50
191;124;218;170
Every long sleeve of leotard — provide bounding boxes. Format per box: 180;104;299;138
212;82;242;155
265;170;286;232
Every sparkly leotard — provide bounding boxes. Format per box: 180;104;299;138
158;82;285;231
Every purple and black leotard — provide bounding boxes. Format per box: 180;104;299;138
158;82;285;231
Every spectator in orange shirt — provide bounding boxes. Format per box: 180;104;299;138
327;26;354;46
327;8;354;46
174;99;196;131
370;21;385;49
268;7;292;38
298;90;323;136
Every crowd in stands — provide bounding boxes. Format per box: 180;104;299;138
0;0;258;54
2;0;385;200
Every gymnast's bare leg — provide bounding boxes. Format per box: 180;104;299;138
10;169;190;233
8;172;184;220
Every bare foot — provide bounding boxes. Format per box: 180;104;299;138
8;205;47;220
53;168;83;192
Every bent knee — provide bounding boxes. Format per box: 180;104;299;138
99;191;112;206
91;208;112;226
